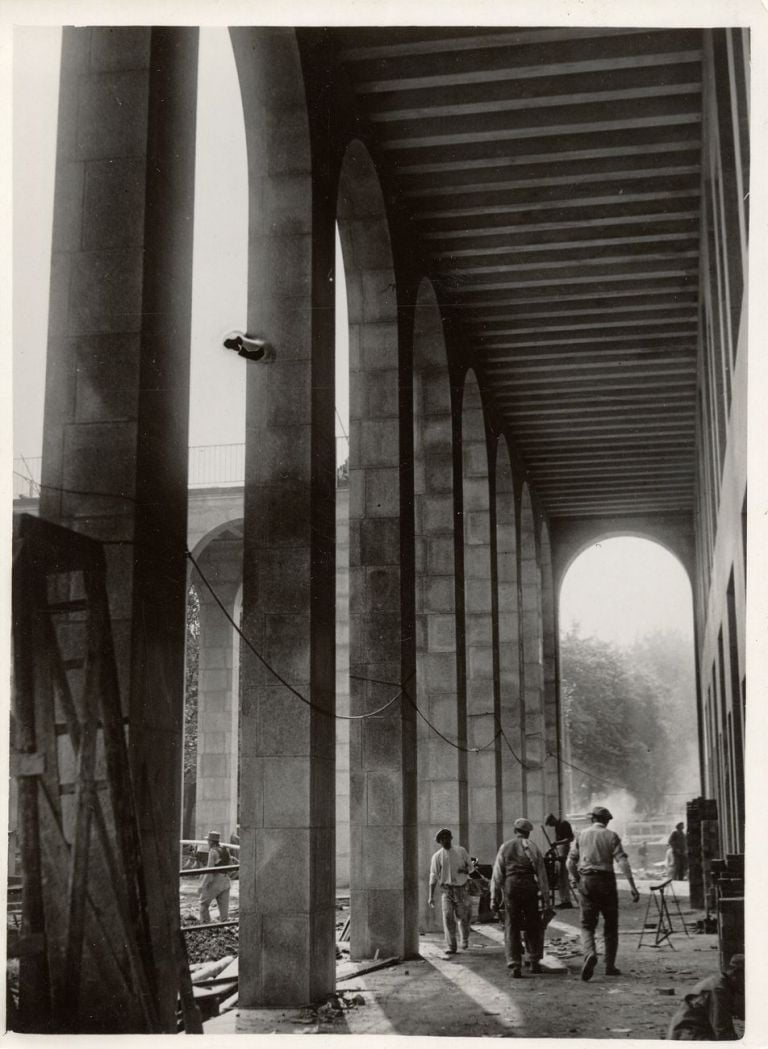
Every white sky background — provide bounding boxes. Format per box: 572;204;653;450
559;537;694;647
11;27;351;460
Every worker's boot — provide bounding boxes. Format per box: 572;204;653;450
581;954;597;981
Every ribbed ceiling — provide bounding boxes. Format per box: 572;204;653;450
333;27;702;518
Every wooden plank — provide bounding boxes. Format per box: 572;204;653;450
10;751;45;777
62;716;98;1027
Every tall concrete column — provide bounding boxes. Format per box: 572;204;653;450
231;28;337;1006
39;27;198;1029
461;372;499;861
192;539;242;842
540;526;561;812
496;442;524;836
338;140;418;962
520;486;545;831
413;280;463;931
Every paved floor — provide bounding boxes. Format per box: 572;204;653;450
203;881;739;1039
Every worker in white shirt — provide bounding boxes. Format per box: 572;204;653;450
428;828;472;956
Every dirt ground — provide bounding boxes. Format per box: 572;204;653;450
206;880;744;1039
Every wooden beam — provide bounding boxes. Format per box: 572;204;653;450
431;230;699;259
372;82;701;125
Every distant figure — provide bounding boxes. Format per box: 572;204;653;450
667;954;745;1040
491;818;550;978
638;840;648;872
428;828;472;956
198;831;232;924
567;805;640;981
668;822;688;880
545;812;575;908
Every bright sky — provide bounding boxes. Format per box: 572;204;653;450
559;537;694;647
12;26;350;465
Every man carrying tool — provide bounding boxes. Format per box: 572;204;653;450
567;805;640;981
198;830;233;924
544;812;575;908
490;818;550;978
428;828;472;956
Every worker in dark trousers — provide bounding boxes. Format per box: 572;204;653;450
567;805;640;980
668;822;688;880
490;818;550;978
667;954;744;1039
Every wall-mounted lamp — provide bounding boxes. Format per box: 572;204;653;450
223;331;275;363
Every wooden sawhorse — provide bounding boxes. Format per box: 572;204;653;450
638;878;690;949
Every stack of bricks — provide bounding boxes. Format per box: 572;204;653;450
687;797;719;909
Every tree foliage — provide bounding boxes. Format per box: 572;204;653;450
184;585;200;781
561;625;696;816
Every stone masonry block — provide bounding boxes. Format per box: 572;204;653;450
76;71;150;160
263;757;310;828
362;273;398;325
427;614;456;653
256;550;310;613
427;537;455;576
365;371;400;418
424;456;453;495
423;577;455;614
360;518;400;565
422;416;454;454
466;613;493;648
83;157;146;250
362;717;402;771
265;612;310;683
465;510;491;546
247;427;310;486
266;362;311;428
429;780;461;824
466;579;492;615
89;26;151;70
360;419;399;468
254;828;310;913
257;678;312;749
365;468;400;517
465;544;492;580
74;334;141;423
363;612;401;663
362;826;404;889
420;654;457;695
423;496;454;536
366;771;402;825
366;566;401;612
262;915;309;1002
68;250;144;334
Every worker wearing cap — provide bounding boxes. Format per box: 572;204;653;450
490;818;550;977
198;830;232;924
567;805;640;981
428;828;472;956
667;953;744;1040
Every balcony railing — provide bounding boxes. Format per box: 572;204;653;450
14;439;350;499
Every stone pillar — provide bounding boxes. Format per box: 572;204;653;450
496;442;524;837
540;526;561;813
193;539;242;842
338;139;418;962
461;373;499;862
336;482;351;888
39;27;198;1030
520;486;545;831
413;281;464;931
231;28;337;1007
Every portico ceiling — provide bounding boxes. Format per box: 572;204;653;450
332;27;703;518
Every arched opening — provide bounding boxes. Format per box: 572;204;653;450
495;439;523;838
337;138;417;960
559;536;698;867
412;277;461;928
460;371;499;861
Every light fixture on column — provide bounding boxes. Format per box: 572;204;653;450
222;330;275;362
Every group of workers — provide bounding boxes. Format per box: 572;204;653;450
428;807;745;1039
